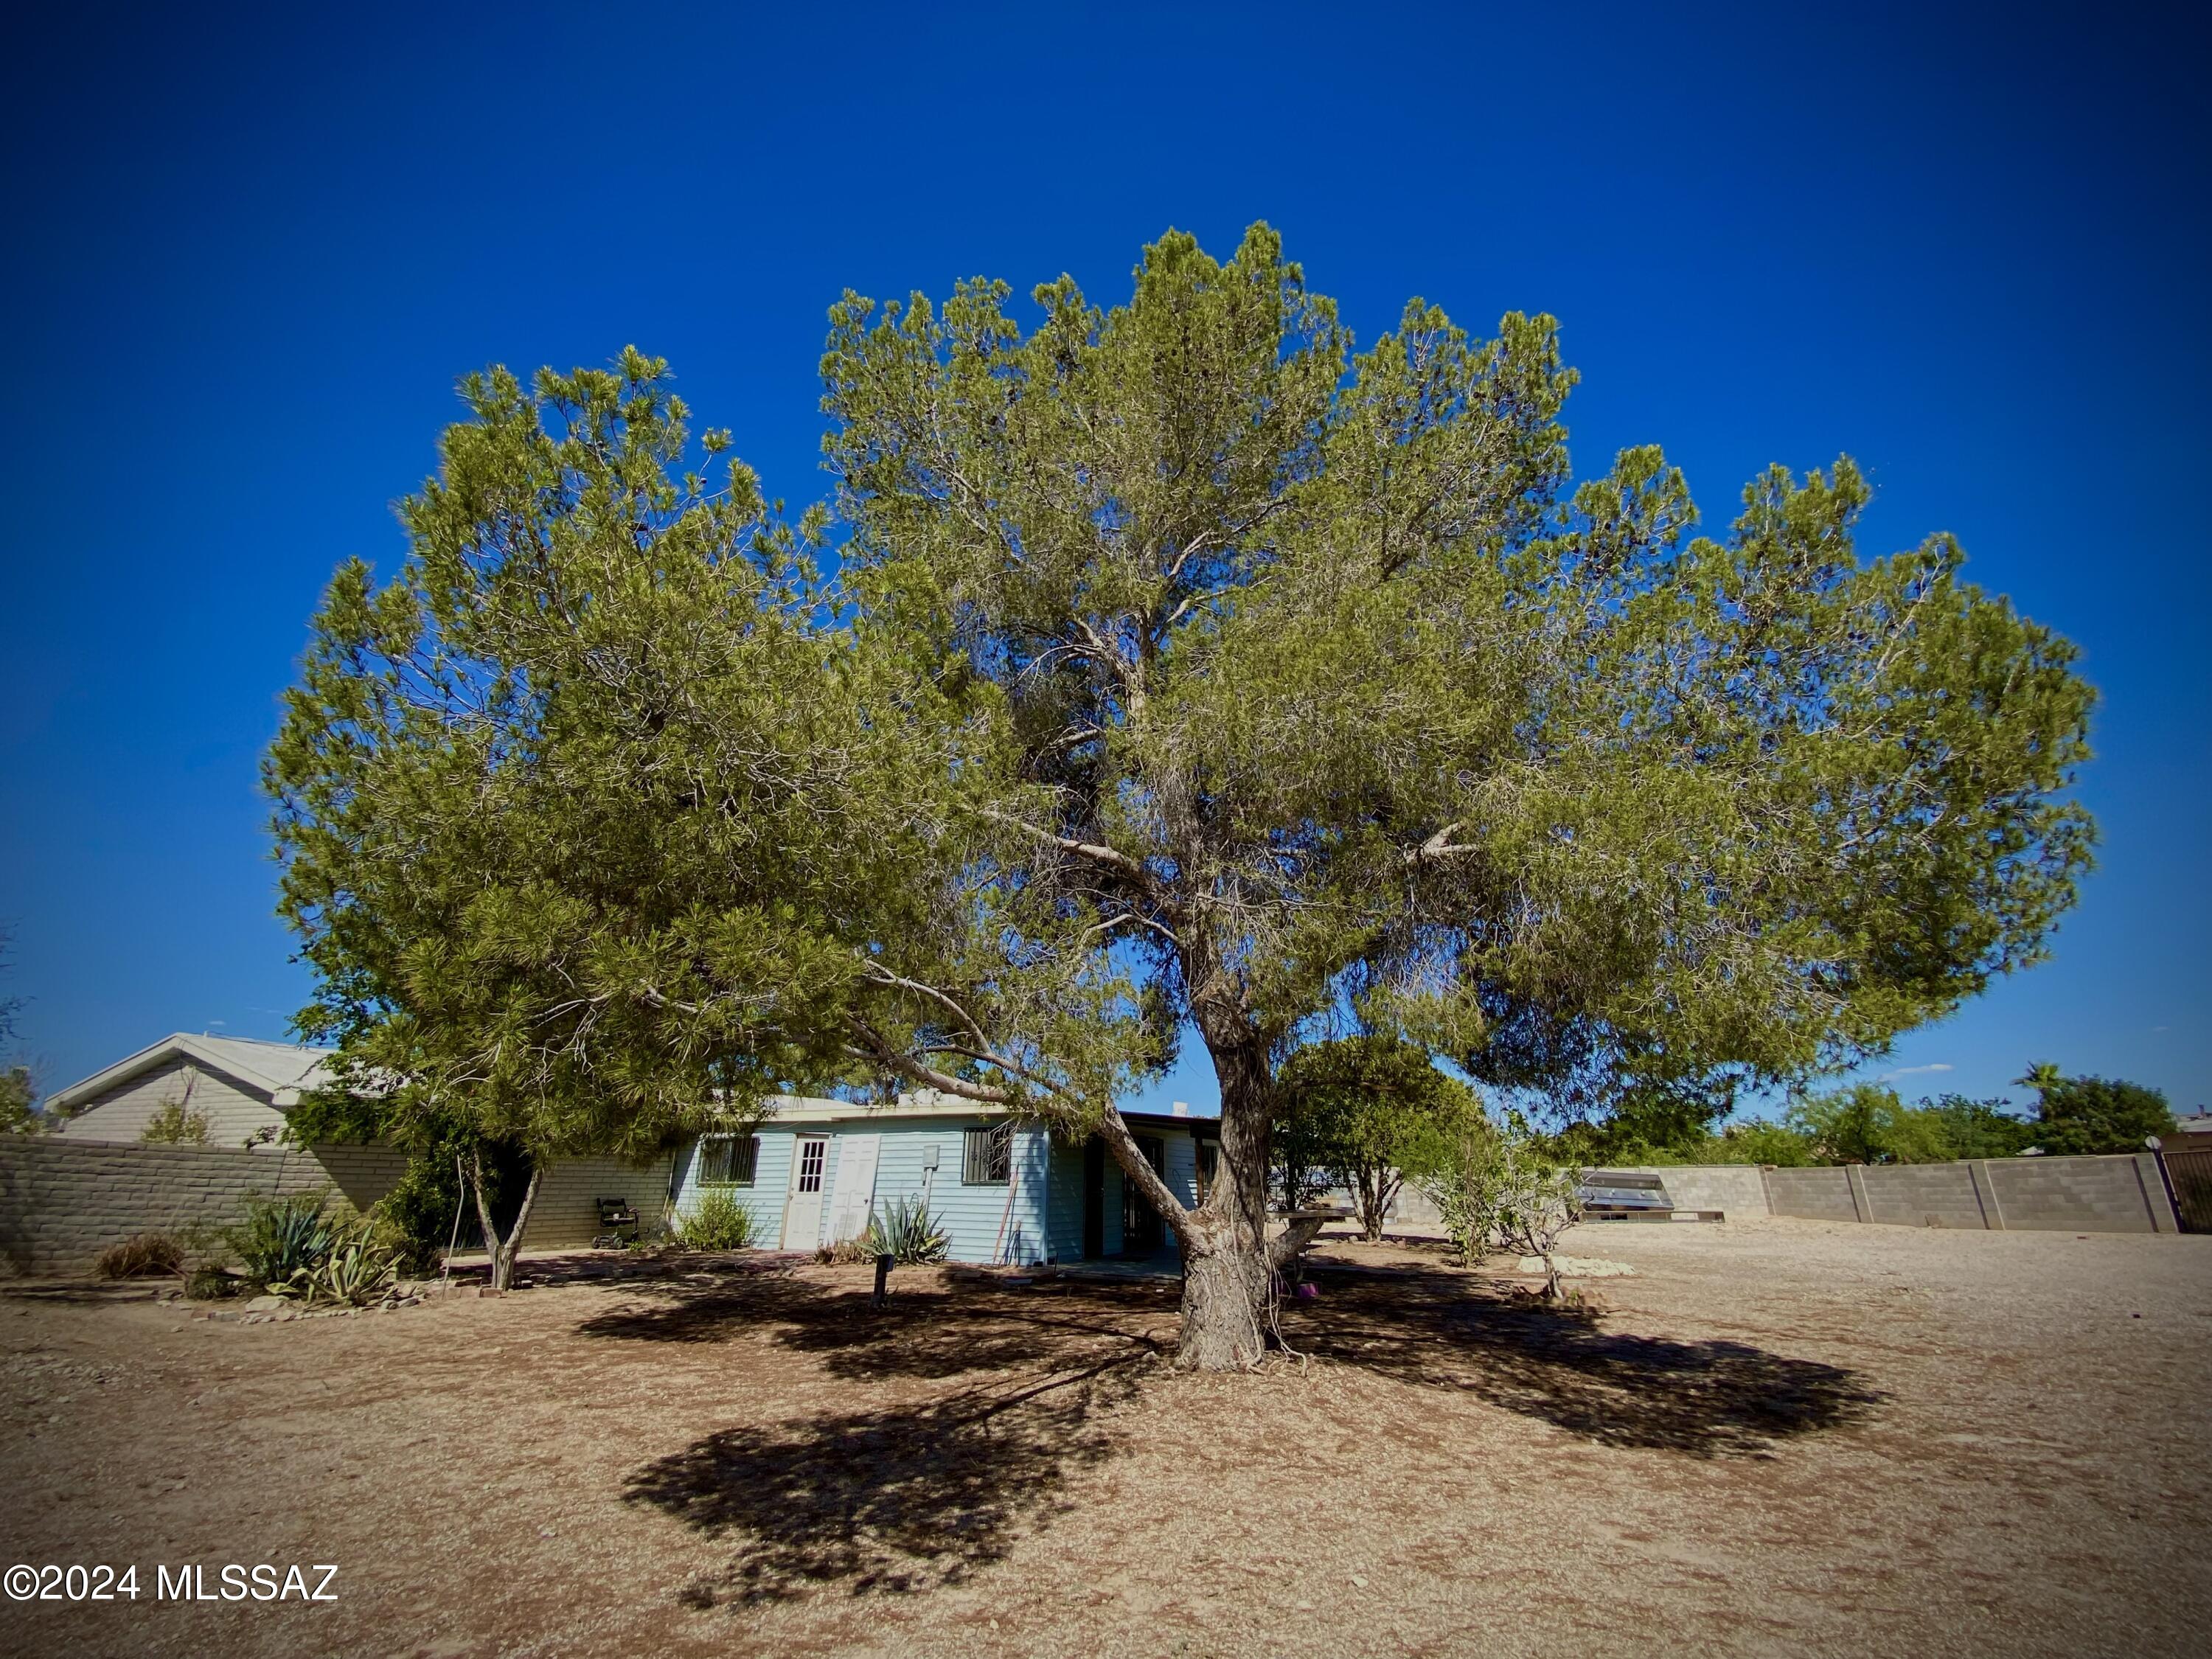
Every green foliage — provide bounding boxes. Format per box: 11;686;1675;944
1705;1119;1818;1166
226;1190;338;1290
139;1099;211;1145
1414;1132;1579;1290
266;349;934;1171
1785;1085;1958;1165
1411;1115;1510;1259
862;1194;949;1265
2032;1075;2171;1155
1275;1035;1485;1238
1922;1095;2036;1159
370;1152;473;1276
0;1065;44;1134
94;1232;185;1279
676;1187;757;1251
824;221;2096;1184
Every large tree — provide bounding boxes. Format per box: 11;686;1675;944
820;224;2096;1366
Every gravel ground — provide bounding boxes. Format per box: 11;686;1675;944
1;1217;2207;1659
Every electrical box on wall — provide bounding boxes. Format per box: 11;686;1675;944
922;1143;939;1172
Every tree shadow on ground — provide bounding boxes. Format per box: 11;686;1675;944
605;1259;1882;1600
1289;1259;1886;1458
625;1353;1146;1604
577;1269;1173;1382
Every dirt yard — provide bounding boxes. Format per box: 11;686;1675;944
2;1217;2207;1658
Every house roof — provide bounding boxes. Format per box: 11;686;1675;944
46;1034;339;1114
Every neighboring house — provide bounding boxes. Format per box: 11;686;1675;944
46;1033;338;1148
671;1097;1218;1267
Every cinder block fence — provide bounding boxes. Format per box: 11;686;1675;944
0;1136;678;1277
1615;1152;2183;1234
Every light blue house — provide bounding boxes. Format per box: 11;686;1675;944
667;1093;1218;1266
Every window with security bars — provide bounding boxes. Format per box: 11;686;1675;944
698;1135;759;1187
962;1120;1013;1185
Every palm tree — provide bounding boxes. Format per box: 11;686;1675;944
2014;1062;2064;1110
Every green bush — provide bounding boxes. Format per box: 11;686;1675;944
372;1155;472;1276
226;1189;338;1289
139;1100;210;1145
94;1231;185;1278
676;1188;757;1251
863;1196;949;1265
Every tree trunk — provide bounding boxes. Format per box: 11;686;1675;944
1174;1037;1280;1370
473;1155;543;1293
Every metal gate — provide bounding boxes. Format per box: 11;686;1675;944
2161;1147;2212;1233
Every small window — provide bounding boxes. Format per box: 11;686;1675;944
698;1135;759;1188
963;1121;1013;1185
796;1136;827;1194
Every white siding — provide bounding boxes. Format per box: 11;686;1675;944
56;1057;287;1150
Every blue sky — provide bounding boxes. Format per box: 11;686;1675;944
1;2;2205;1121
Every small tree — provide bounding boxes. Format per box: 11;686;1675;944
1486;1143;1584;1301
1276;1035;1483;1241
1414;1113;1507;1263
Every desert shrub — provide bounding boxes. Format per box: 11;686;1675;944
862;1196;948;1265
1416;1133;1581;1293
271;1221;400;1306
139;1099;211;1145
676;1187;756;1251
94;1231;185;1279
226;1189;338;1288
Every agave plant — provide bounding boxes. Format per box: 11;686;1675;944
269;1222;400;1306
227;1191;337;1290
862;1196;948;1265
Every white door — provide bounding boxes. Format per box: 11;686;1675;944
826;1133;883;1245
782;1135;830;1250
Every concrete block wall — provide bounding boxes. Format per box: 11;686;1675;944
1858;1161;1991;1228
0;1135;408;1277
1974;1153;2178;1234
1762;1166;1859;1222
1758;1152;2180;1234
1607;1164;1771;1219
